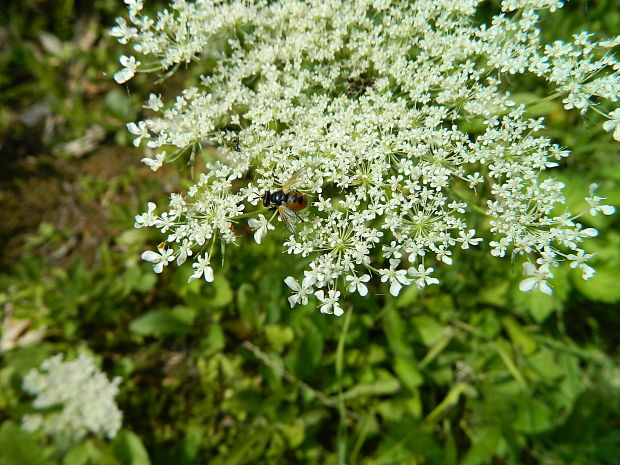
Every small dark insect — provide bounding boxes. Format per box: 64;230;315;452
262;169;307;232
230;134;240;151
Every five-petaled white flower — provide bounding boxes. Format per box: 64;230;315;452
566;250;595;280
315;289;344;316
141;243;174;273
519;262;554;295
188;254;214;283
458;230;483;249
248;214;275;244
109;17;137;44
284;276;314;308
408;264;440;289
144;93;164;111
345;274;371;296
127;121;150;147
114;55;140;84
141;151;166;171
603;109;620;142
586;184;616;216
379;259;411;296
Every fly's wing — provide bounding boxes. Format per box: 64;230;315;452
281;167;306;193
277;205;298;233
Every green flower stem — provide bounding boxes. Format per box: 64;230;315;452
336;307;353;465
233;207;270;220
447;188;488;215
526;90;564;108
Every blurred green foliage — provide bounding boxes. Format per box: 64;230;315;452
1;1;620;464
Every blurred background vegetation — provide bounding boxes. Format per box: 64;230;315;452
0;0;619;464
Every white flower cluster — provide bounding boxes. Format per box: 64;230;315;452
22;353;123;440
114;0;617;314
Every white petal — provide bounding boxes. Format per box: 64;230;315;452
519;277;537;292
603;120;616;132
248;218;261;229
253;227;266;244
203;267;214;282
114;67;134;84
522;262;537;276
601;205;616;215
582;228;598;237
141;250;160;263
581;265;595;280
358;283;368;296
539;281;553;296
284;276;300;291
301;275;315;288
389;280;402;296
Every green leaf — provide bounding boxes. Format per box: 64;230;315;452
495;340;526;387
381;306;408;355
573;264;620;303
264;324;294;353
527;348;563;382
211;275;233;307
204;324;225;354
129;310;194;336
419;328;454;369
513;399;554;433
111;430;151;465
412;315;443;346
393;355;423;391
502;316;537;355
341;377;401;400
237;283;260;328
0;422;51;465
292;323;323;378
64;442;95;465
281;419;305;448
461;427;502;465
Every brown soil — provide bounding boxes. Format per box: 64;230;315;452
0;146;176;271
